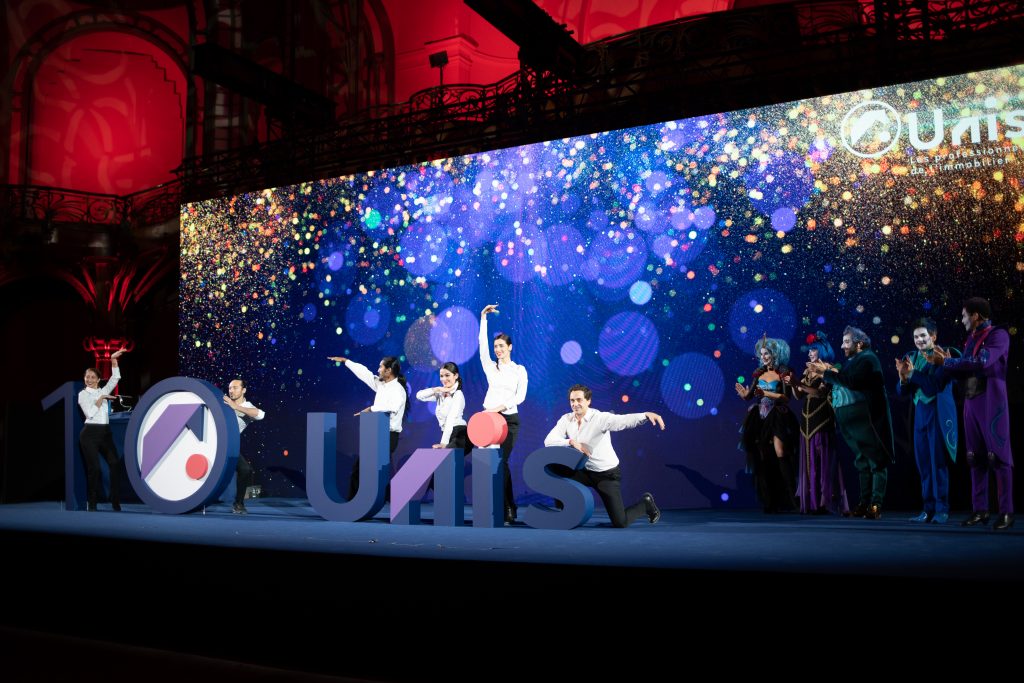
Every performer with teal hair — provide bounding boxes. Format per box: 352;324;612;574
790;332;849;515
895;318;959;524
735;335;800;512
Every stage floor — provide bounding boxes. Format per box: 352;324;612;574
2;499;1021;680
1;498;1020;581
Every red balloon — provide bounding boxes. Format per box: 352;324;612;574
467;411;508;448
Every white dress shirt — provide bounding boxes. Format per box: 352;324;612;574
232;400;265;433
543;408;649;472
78;366;121;425
479;317;528;415
415;387;467;445
346;360;407;432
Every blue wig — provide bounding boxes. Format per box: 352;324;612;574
754;337;791;368
803;331;835;364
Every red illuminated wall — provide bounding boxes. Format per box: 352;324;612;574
27;30;187;195
536;0;735;42
387;0;740;102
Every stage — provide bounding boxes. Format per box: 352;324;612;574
1;500;1021;681
0;500;1021;580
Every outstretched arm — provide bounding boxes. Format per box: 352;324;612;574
330;356;380;392
600;412;664;432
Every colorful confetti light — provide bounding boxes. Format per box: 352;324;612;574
180;65;1024;506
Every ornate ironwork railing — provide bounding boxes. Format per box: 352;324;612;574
173;0;1024;201
5;0;1024;217
0;180;183;230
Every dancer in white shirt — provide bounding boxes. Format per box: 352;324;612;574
222;379;265;514
415;362;472;453
543;384;663;527
77;348;127;511
328;355;409;499
479;304;528;524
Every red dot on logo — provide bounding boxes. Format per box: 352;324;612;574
185;454;209;480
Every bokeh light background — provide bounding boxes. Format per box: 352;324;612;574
181;64;1023;509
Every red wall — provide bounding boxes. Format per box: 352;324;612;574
27;30;187;195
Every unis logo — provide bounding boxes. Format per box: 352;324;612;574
839;97;1024;160
840;100;902;158
124;377;240;514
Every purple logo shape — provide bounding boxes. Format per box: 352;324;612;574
390;448;452;524
140;403;204;479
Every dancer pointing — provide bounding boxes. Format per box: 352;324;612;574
328;355;408;499
415;362;472;453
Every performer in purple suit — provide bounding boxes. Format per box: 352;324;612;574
928;298;1014;530
789;332;849;515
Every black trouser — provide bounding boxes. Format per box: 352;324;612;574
499;414;519;516
235;455;253;505
79;424;120;507
348;431;400;500
555;465;645;528
447;424;474;456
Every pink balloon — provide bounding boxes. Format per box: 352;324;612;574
467;411;508;448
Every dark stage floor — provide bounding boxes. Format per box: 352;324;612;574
1;499;1022;579
1;500;1021;681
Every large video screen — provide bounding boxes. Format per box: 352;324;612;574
181;64;1023;509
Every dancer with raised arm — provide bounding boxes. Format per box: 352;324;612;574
479;304;528;525
78;348;128;511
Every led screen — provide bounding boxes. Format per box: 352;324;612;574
181;64;1023;509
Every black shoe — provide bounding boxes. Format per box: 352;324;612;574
504;508;516;525
111;502;122;512
232;502;248;515
642;493;661;524
961;512;990;527
863;503;881;520
846;502;869;518
87;503;97;512
993;514;1015;531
